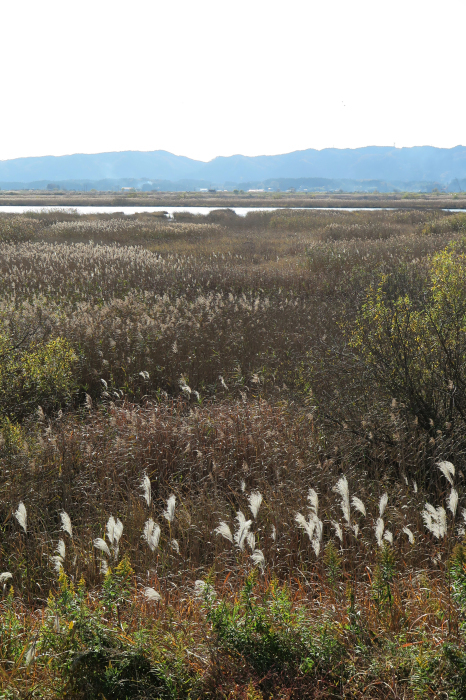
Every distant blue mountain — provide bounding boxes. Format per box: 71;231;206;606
0;146;466;186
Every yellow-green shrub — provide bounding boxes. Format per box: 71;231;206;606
0;332;76;419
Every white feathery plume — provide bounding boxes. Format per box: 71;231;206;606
403;527;414;544
194;579;216;600
94;538;111;557
308;488;318;514
141;474;151;507
448;489;459;517
113;518;124;544
462;508;466;524
422;504;438;538
51;555;64;575
312;519;323;556
351;497;366;517
332;521;343;542
100;559;109;575
106;516;116;544
437;506;447;537
384;530;393;545
250;550;266;569
25;643;36;667
56;539;66;560
60;511;73;538
163;494;176;523
352;523;359;537
334;476;350;525
375;518;384;547
413;480;418;493
248;491;263;519
14;502;27;533
246;531;256;552
240;479;246;492
438;461;455;486
143;518;161;551
271;524;277;542
422;503;447;539
295;512;316;541
234;511;252;551
170;539;180;554
214;521;233;543
379;493;388;517
0;572;13;584
144;587;161;602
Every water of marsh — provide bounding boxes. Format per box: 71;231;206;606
1;205;464;217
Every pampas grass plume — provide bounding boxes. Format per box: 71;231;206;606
94;538;111;557
144;587;161;602
379;493;388;517
14;502;27;534
248;491;262;519
448;488;459;517
438;461;455;486
351;496;366;517
141;474;151;507
60;511;72;538
164;494;176;523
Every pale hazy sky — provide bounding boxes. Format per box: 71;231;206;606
1;0;465;162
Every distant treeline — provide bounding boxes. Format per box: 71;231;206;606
1;176;466;193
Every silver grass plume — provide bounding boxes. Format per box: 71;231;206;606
413;481;418;493
351;496;366;517
94;538;111;558
194;579;216;601
56;539;66;560
384;530;393;545
375;518;385;547
332;521;343;542
248;491;263;519
143;518;161;551
334;476;351;525
141;474;151;507
422;503;447;538
312;519;323;556
106;516;123;558
448;489;459;517
144;587;161;601
100;559;109;575
250;550;266;569
170;539;180;554
0;572;13;586
379;493;388;517
438;461;455;486
60;511;72;538
25;642;37;667
234;511;252;551
271;524;277;542
246;531;256;552
14;502;27;533
214;521;233;543
295;512;316;541
163;494;176;523
308;488;318;515
402;527;414;544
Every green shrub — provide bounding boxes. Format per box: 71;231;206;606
0;330;76;420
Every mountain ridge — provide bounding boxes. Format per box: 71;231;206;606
1;146;466;186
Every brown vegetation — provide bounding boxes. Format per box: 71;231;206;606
2;207;466;698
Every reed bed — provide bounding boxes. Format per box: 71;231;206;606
2;208;466;698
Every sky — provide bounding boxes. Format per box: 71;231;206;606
1;0;465;163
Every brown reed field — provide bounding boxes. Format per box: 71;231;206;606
3;207;466;698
